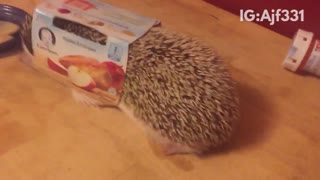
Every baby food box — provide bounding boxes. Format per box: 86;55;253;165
31;0;159;106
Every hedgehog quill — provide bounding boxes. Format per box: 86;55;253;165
64;22;241;155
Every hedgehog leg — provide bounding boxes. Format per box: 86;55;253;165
145;128;199;155
160;141;200;156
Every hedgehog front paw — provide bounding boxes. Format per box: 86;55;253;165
159;141;197;156
145;129;198;156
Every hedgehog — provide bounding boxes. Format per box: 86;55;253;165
21;16;240;155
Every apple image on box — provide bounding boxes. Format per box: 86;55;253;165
58;8;71;14
67;65;96;91
48;58;68;76
102;61;125;90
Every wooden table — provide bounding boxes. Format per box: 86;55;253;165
0;0;319;179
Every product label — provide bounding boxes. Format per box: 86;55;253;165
32;0;159;106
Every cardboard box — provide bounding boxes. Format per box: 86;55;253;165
31;0;159;106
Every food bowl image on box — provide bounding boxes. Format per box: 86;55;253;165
19;0;241;156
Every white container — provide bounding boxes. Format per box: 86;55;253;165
283;29;320;77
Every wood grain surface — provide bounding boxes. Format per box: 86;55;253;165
0;0;319;179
